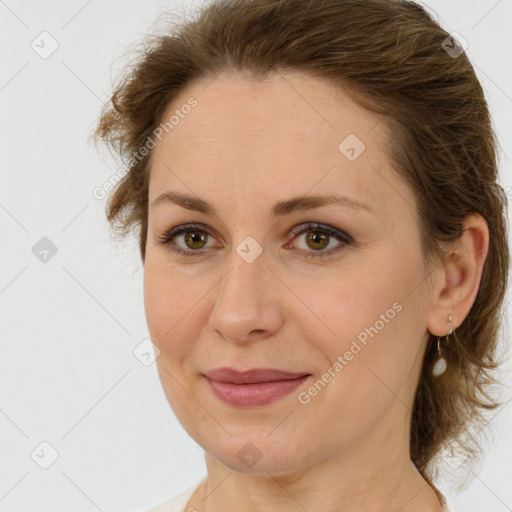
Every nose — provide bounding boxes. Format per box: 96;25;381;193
207;245;285;344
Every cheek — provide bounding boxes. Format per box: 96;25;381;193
143;268;169;340
311;249;419;366
143;265;202;352
315;257;424;412
308;269;390;346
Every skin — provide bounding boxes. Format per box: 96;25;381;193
143;71;489;512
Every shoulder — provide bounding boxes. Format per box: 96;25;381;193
141;477;206;512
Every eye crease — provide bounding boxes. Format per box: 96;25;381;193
154;222;353;259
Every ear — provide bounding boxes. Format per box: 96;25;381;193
426;213;489;336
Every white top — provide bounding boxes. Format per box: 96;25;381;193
141;477;457;512
142;476;206;512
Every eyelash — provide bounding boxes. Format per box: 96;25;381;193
155;222;353;259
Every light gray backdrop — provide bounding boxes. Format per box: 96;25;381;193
1;1;511;511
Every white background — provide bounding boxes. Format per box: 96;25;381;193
0;1;511;511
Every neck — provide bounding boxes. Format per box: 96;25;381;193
186;434;444;512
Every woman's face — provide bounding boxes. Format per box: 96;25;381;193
143;71;438;475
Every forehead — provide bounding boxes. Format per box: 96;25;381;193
148;71;414;219
152;70;384;159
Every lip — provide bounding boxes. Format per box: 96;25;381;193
203;367;311;407
204;367;309;384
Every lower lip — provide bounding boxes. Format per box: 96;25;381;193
205;375;311;407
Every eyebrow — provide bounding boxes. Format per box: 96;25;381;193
150;191;374;217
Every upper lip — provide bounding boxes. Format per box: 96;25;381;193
204;367;310;384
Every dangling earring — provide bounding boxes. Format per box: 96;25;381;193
432;314;453;377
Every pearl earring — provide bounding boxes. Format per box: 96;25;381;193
432;314;453;377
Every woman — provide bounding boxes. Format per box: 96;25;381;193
94;0;510;510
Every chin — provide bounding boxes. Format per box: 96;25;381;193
201;427;311;476
210;449;303;476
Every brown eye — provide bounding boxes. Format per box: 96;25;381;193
304;231;330;251
156;221;352;259
155;223;221;256
183;230;208;250
286;222;353;259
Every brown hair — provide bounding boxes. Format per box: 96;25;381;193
94;0;510;494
